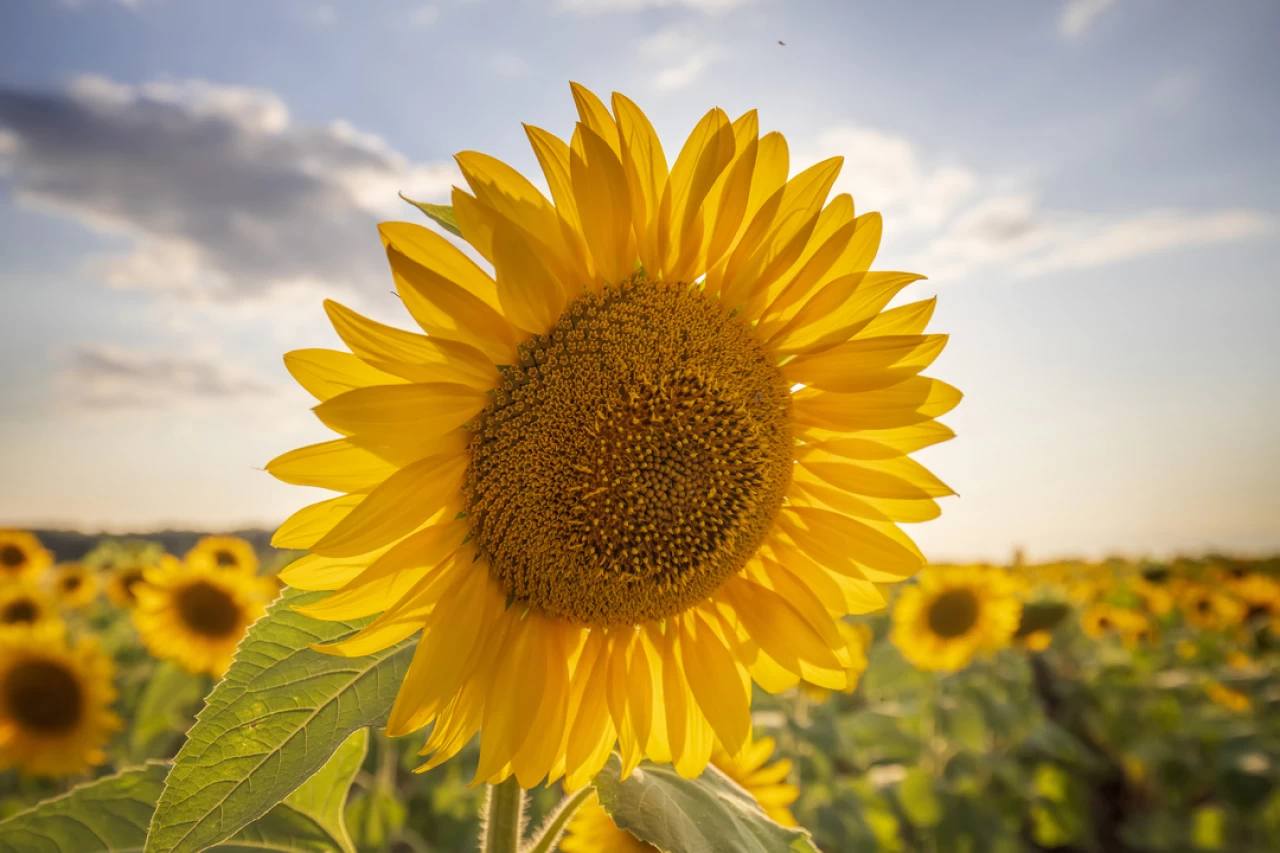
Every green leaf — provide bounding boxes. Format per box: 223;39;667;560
593;754;820;853
0;734;370;853
146;588;414;853
896;767;942;828
130;660;208;761
1015;602;1070;637
399;194;462;237
0;762;167;853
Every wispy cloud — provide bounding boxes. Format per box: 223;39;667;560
61;345;279;410
409;4;440;27
559;0;747;13
803;123;1273;284
1059;0;1114;39
0;76;458;303
637;26;724;91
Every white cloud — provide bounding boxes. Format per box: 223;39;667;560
806;126;980;230
803;124;1273;284
61;345;281;410
1059;0;1114;39
638;26;723;91
0;75;459;303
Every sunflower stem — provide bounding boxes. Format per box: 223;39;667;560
520;785;594;853
479;776;526;853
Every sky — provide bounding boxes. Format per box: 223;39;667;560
1;0;1277;562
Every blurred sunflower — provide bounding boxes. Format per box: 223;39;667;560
133;563;272;676
1129;576;1174;616
51;563;97;610
105;554;172;608
1081;603;1118;640
1111;608;1155;648
1203;680;1250;713
0;632;121;777
0;530;52;583
1180;585;1244;632
186;535;259;575
1231;573;1280;632
891;567;1020;672
561;735;798;851
0;583;61;639
269;83;959;787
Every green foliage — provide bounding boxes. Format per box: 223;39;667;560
399;195;462;237
145;589;413;853
0;732;365;853
129;660;209;762
594;754;820;853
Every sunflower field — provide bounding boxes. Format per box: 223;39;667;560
0;527;1276;852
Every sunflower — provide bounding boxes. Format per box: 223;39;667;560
1128;576;1174;616
105;554;171;608
186;535;260;575
0;632;121;777
891;567;1020;672
0;582;61;640
133;562;272;676
0;530;52;583
51;563;97;609
1081;603;1118;639
1231;573;1280;633
1180;585;1244;632
561;735;797;851
268;83;958;788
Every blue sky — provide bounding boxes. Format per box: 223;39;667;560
1;0;1277;561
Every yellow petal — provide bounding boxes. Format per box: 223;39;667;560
659;108;735;279
284;349;406;402
719;157;843;311
767;270;924;355
297;517;468;619
321;555;467;657
312;383;486;450
569;81;620;154
790;473;942;524
783;334;948;393
777;506;924;582
757;193;854;324
387;567;504;733
524;124;595;282
386;244;520;364
679;610;750;757
797;451;954;499
564;634;617;790
265;438;398;493
792;377;963;431
491;214;568;335
379;221;502;312
311;451;468;557
456;150;577;288
324;300;499;390
475;614;547;783
510;618;572;788
855;297;937;337
612;92;669;275
570;123;636;285
721;579;845;687
272;494;362;550
701;110;760;273
797;421;956;457
278;550;382;591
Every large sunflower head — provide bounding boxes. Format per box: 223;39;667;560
132;562;272;676
0;632;121;778
891;566;1021;672
51;563;98;610
0;530;53;584
0;582;62;641
185;535;260;575
561;734;797;851
269;84;959;788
